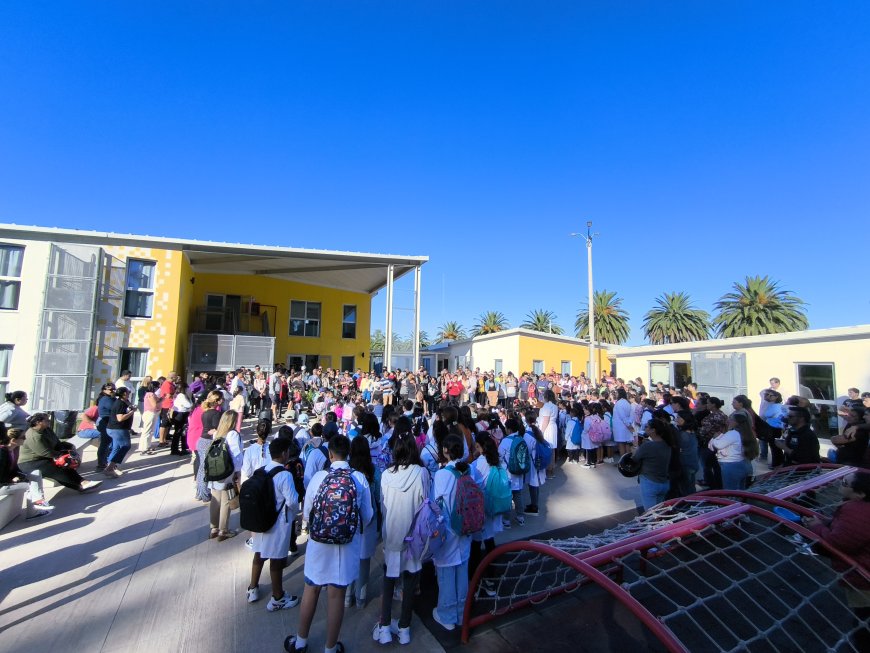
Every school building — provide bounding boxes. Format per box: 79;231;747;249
610;324;870;437
0;224;426;411
421;328;613;378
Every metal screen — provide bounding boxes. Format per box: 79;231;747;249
691;352;747;404
188;333;274;371
32;244;101;410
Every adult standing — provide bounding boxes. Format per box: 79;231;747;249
776;406;821;465
105;387;136;478
157;372;177;447
95;383;116;472
138;382;160;455
195;391;224;502
709;415;746;490
633;420;673;511
170;382;192;455
612;388;634;458
207;410;243;541
538;390;559;480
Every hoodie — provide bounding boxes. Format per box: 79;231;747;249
380;464;429;556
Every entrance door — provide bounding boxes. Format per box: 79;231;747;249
340;356;355;373
225;295;242;333
205;294;224;331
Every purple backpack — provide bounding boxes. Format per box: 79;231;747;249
308;468;360;545
403;498;447;564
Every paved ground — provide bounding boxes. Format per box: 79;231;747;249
0;427;659;653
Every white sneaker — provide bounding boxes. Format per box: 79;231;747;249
390;619;411;645
372;623;392;645
246;586;259;603
245;537;254;550
345;594;354;608
266;593;300;611
432;607;455;631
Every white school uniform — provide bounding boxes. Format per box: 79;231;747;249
252;461;298;559
302;461;374;587
525;430;546;488
498;434;526;492
538;401;559;449
241;440;269;483
472;457;505;541
565;417;581;451
431;460;478;567
582;415;600;451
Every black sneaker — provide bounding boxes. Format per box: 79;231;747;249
524;505;539;515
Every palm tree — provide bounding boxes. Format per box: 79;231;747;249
575;290;630;345
418;330;431;348
643;292;712;344
712;275;808;338
370;329;385;352
472;311;509;337
436;321;466;343
520;309;564;335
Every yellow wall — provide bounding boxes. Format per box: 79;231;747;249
190;272;371;370
94;246;186;384
517;333;610;376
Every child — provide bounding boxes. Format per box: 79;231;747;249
522;408;546;516
582;403;602;469
430;432;482;631
345;436;380;608
284;435;373;653
496;417;527;528
564;404;583;464
247;437;301;611
470;432;504;579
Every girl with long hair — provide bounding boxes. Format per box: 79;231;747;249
207;409;242;541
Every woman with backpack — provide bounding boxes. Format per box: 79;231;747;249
194;391;224;503
373;432;428;645
431;433;482;631
346;436;380;609
497;417;529;528
207;410;243;541
522;408;547;516
470;432;506;585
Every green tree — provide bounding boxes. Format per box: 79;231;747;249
520;309;564;334
473;311;509;337
436;321;466;343
418;330;431;348
643;292;711;344
370;329;385;352
575;290;630;345
712;275;809;337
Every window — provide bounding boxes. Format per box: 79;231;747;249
533;359;544;375
494;359;503;375
0;345;11;396
340;355;355;373
0;245;24;310
796;363;838;437
120;348;149;382
124;259;156;318
342;305;357;339
561;360;571;376
289;301;321;337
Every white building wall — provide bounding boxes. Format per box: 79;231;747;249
469;335;520;374
0;238;50;395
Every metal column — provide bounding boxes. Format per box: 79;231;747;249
412;265;421;371
384;264;394;372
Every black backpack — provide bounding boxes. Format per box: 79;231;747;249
203;437;234;482
239;467;286;533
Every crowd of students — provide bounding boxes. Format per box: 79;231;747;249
2;364;870;652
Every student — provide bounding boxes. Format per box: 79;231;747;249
345;436;379;609
564;404;583;464
242;420;272;550
247;437;301;611
302;423;329;488
522;409;546;515
207;410;243;541
374;431;428;645
470;432;504;581
284;435;374;653
430;433;480;631
497;417;527;528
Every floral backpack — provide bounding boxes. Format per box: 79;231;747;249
308;468;360;545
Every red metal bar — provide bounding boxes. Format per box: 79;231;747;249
460;540;690;652
687;490;824;518
768;465;854;499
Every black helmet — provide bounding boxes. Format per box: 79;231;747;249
617;452;641;478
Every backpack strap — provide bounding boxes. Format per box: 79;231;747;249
266;466;288;519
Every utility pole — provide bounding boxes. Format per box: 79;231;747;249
571;221;598;382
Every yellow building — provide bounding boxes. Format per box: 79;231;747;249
421;328;612;378
0;224;426;410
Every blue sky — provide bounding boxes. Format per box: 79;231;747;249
1;2;868;344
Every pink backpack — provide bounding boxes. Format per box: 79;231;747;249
447;468;485;535
589;416;608;444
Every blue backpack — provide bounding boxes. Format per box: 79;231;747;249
484;466;513;516
569;417;583;446
535;438;553;471
506;435;531;475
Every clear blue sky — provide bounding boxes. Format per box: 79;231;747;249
1;2;868;344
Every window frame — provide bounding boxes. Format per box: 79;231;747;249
119;348;149;383
0;244;25;311
341;304;357;339
340;355;355;373
561;360;571;376
0;344;12;397
532;359;544;375
123;258;157;319
289;300;322;338
494;359;503;375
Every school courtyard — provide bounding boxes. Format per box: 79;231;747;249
0;423;646;653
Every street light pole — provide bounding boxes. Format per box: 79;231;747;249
571;221;598;382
